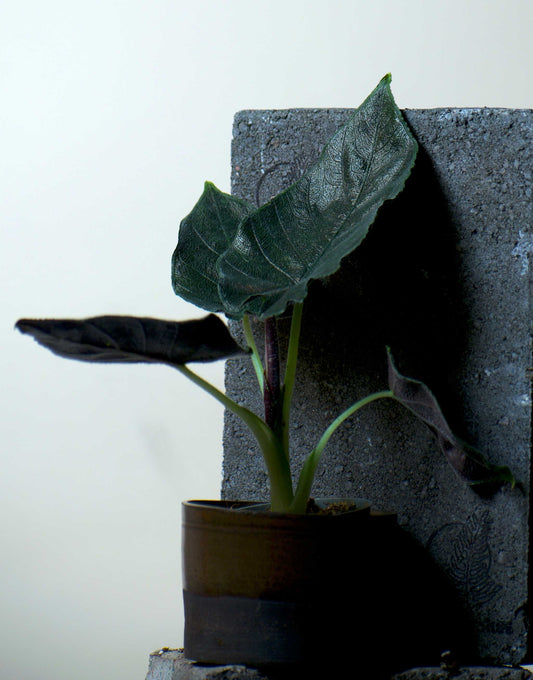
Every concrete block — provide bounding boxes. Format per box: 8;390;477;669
145;649;269;680
144;650;533;680
223;108;532;665
393;668;533;680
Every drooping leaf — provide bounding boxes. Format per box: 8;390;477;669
217;74;418;319
16;314;247;366
386;348;515;490
171;181;255;311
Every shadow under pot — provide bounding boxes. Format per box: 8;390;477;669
181;498;379;673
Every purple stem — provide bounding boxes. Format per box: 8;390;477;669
264;316;282;435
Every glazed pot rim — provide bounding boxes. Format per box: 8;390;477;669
183;497;371;519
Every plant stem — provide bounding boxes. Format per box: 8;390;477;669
290;389;394;513
264;316;282;437
281;302;304;457
174;363;293;511
242;314;264;392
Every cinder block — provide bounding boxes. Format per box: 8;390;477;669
144;649;268;679
144;650;533;679
223;108;532;665
392;668;533;680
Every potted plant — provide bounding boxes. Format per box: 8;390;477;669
16;75;513;673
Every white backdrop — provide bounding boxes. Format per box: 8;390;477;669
2;1;532;679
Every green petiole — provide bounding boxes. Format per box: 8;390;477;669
243;314;265;393
174;363;293;512
281;303;304;459
290;389;394;513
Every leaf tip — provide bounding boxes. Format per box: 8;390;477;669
15;318;31;334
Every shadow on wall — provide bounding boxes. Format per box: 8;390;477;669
263;514;478;680
300;145;471;441
357;514;479;677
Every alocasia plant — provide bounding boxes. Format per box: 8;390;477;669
16;75;514;513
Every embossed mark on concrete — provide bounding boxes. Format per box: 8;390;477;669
223;108;532;665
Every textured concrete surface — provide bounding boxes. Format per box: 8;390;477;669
146;649;533;680
144;650;533;680
223;108;532;665
393;668;532;680
145;649;269;680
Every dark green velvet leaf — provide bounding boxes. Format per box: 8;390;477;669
171;182;255;312
217;74;418;319
16;314;247;366
386;349;515;489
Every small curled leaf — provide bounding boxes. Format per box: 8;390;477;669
387;348;515;491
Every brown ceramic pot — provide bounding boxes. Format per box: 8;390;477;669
181;498;373;670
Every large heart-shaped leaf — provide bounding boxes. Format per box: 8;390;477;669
16;314;246;366
217;74;418;319
387;349;515;490
171;182;255;311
